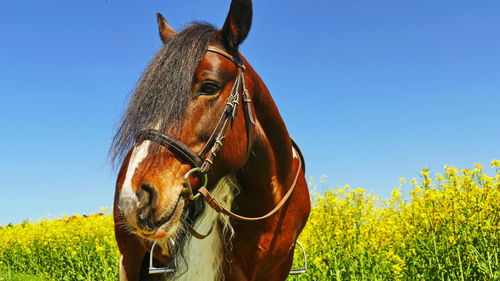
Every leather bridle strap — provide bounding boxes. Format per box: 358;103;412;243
198;146;302;221
198;46;255;173
185;223;213;239
136;129;203;167
206;46;243;67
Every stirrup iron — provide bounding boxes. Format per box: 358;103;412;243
289;240;307;275
149;238;177;275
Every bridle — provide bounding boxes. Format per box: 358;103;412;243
135;46;302;238
136;46;255;180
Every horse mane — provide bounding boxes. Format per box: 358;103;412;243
110;23;217;166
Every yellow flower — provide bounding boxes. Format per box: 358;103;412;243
473;163;483;171
409;178;417;186
399;177;406;186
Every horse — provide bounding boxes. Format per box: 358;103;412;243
111;1;310;280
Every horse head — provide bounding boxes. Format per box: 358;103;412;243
112;0;255;240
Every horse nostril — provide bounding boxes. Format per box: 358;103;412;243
136;182;159;222
136;183;151;204
118;195;138;213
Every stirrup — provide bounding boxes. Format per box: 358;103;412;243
289;241;307;275
149;238;177;275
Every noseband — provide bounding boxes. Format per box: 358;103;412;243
136;46;255;198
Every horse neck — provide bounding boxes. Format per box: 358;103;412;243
236;65;294;208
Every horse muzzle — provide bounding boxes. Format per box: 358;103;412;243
117;182;185;239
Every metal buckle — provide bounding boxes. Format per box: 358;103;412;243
149;238;177;275
289;240;307;275
182;167;208;201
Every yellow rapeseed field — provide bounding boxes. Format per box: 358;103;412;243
0;211;118;280
291;160;500;281
1;160;499;280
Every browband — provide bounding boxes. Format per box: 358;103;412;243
206;46;245;69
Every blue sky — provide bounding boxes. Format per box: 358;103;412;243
0;0;499;225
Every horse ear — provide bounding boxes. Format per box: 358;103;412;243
217;0;253;54
156;12;176;43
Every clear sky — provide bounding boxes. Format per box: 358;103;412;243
1;0;499;225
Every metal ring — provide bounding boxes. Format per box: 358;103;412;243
182;167;208;201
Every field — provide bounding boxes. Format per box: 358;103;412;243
1;161;499;280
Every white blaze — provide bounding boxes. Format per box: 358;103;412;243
119;141;151;210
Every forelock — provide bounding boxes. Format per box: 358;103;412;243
110;23;218;166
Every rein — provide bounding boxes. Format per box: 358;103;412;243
198;149;301;221
136;46;300;239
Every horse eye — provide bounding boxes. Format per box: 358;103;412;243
199;81;221;96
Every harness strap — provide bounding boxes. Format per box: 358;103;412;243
206;46;245;68
197;146;302;222
198;47;255;173
185;223;213;239
136;129;204;167
240;71;255;162
197;104;231;158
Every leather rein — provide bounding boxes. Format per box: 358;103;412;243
135;46;302;239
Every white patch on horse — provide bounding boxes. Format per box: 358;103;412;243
175;175;239;281
119;140;151;210
119;255;129;281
